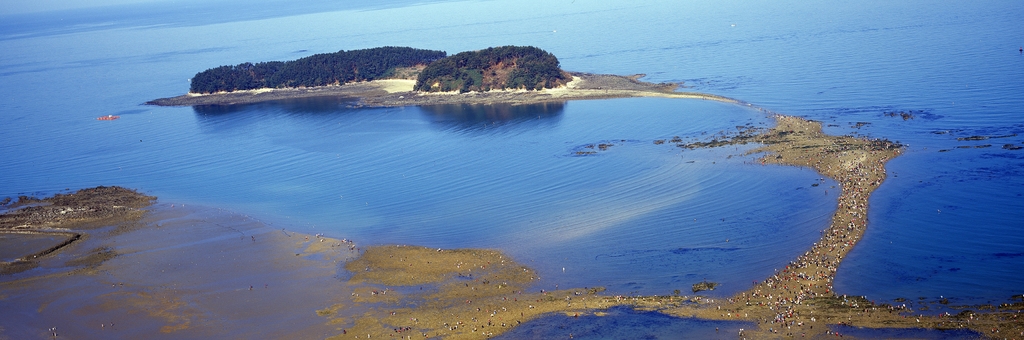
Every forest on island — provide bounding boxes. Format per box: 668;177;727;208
414;46;570;92
189;47;447;93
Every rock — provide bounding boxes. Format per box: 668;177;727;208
692;280;718;293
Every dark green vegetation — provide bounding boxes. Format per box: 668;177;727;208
415;46;570;92
187;46;569;94
189;47;446;93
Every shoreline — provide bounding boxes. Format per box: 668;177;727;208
145;72;740;108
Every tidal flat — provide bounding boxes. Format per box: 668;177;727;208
3;105;1020;339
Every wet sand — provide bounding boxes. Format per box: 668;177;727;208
0;189;625;339
0;232;77;263
324;246;626;339
1;197;361;339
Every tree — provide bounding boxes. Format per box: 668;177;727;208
190;47;446;94
415;46;569;92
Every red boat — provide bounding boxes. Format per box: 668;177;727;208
96;115;120;121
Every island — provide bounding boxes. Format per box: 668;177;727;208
146;46;737;107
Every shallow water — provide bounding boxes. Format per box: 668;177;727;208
0;203;355;339
493;306;754;339
1;0;1023;332
0;233;70;262
829;324;982;339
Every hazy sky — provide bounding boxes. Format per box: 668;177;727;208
3;0;169;15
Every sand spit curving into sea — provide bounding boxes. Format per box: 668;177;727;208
145;73;737;107
631;115;1023;338
311;114;1022;339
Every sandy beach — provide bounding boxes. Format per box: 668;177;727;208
146;73;737;107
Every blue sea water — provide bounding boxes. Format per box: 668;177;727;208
1;0;1022;333
493;305;755;340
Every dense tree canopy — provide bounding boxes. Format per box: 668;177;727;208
189;47;446;94
415;46;569;93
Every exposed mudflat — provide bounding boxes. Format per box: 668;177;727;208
0;186;154;275
1;199;360;339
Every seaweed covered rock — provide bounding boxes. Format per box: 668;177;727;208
692;280;719;293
